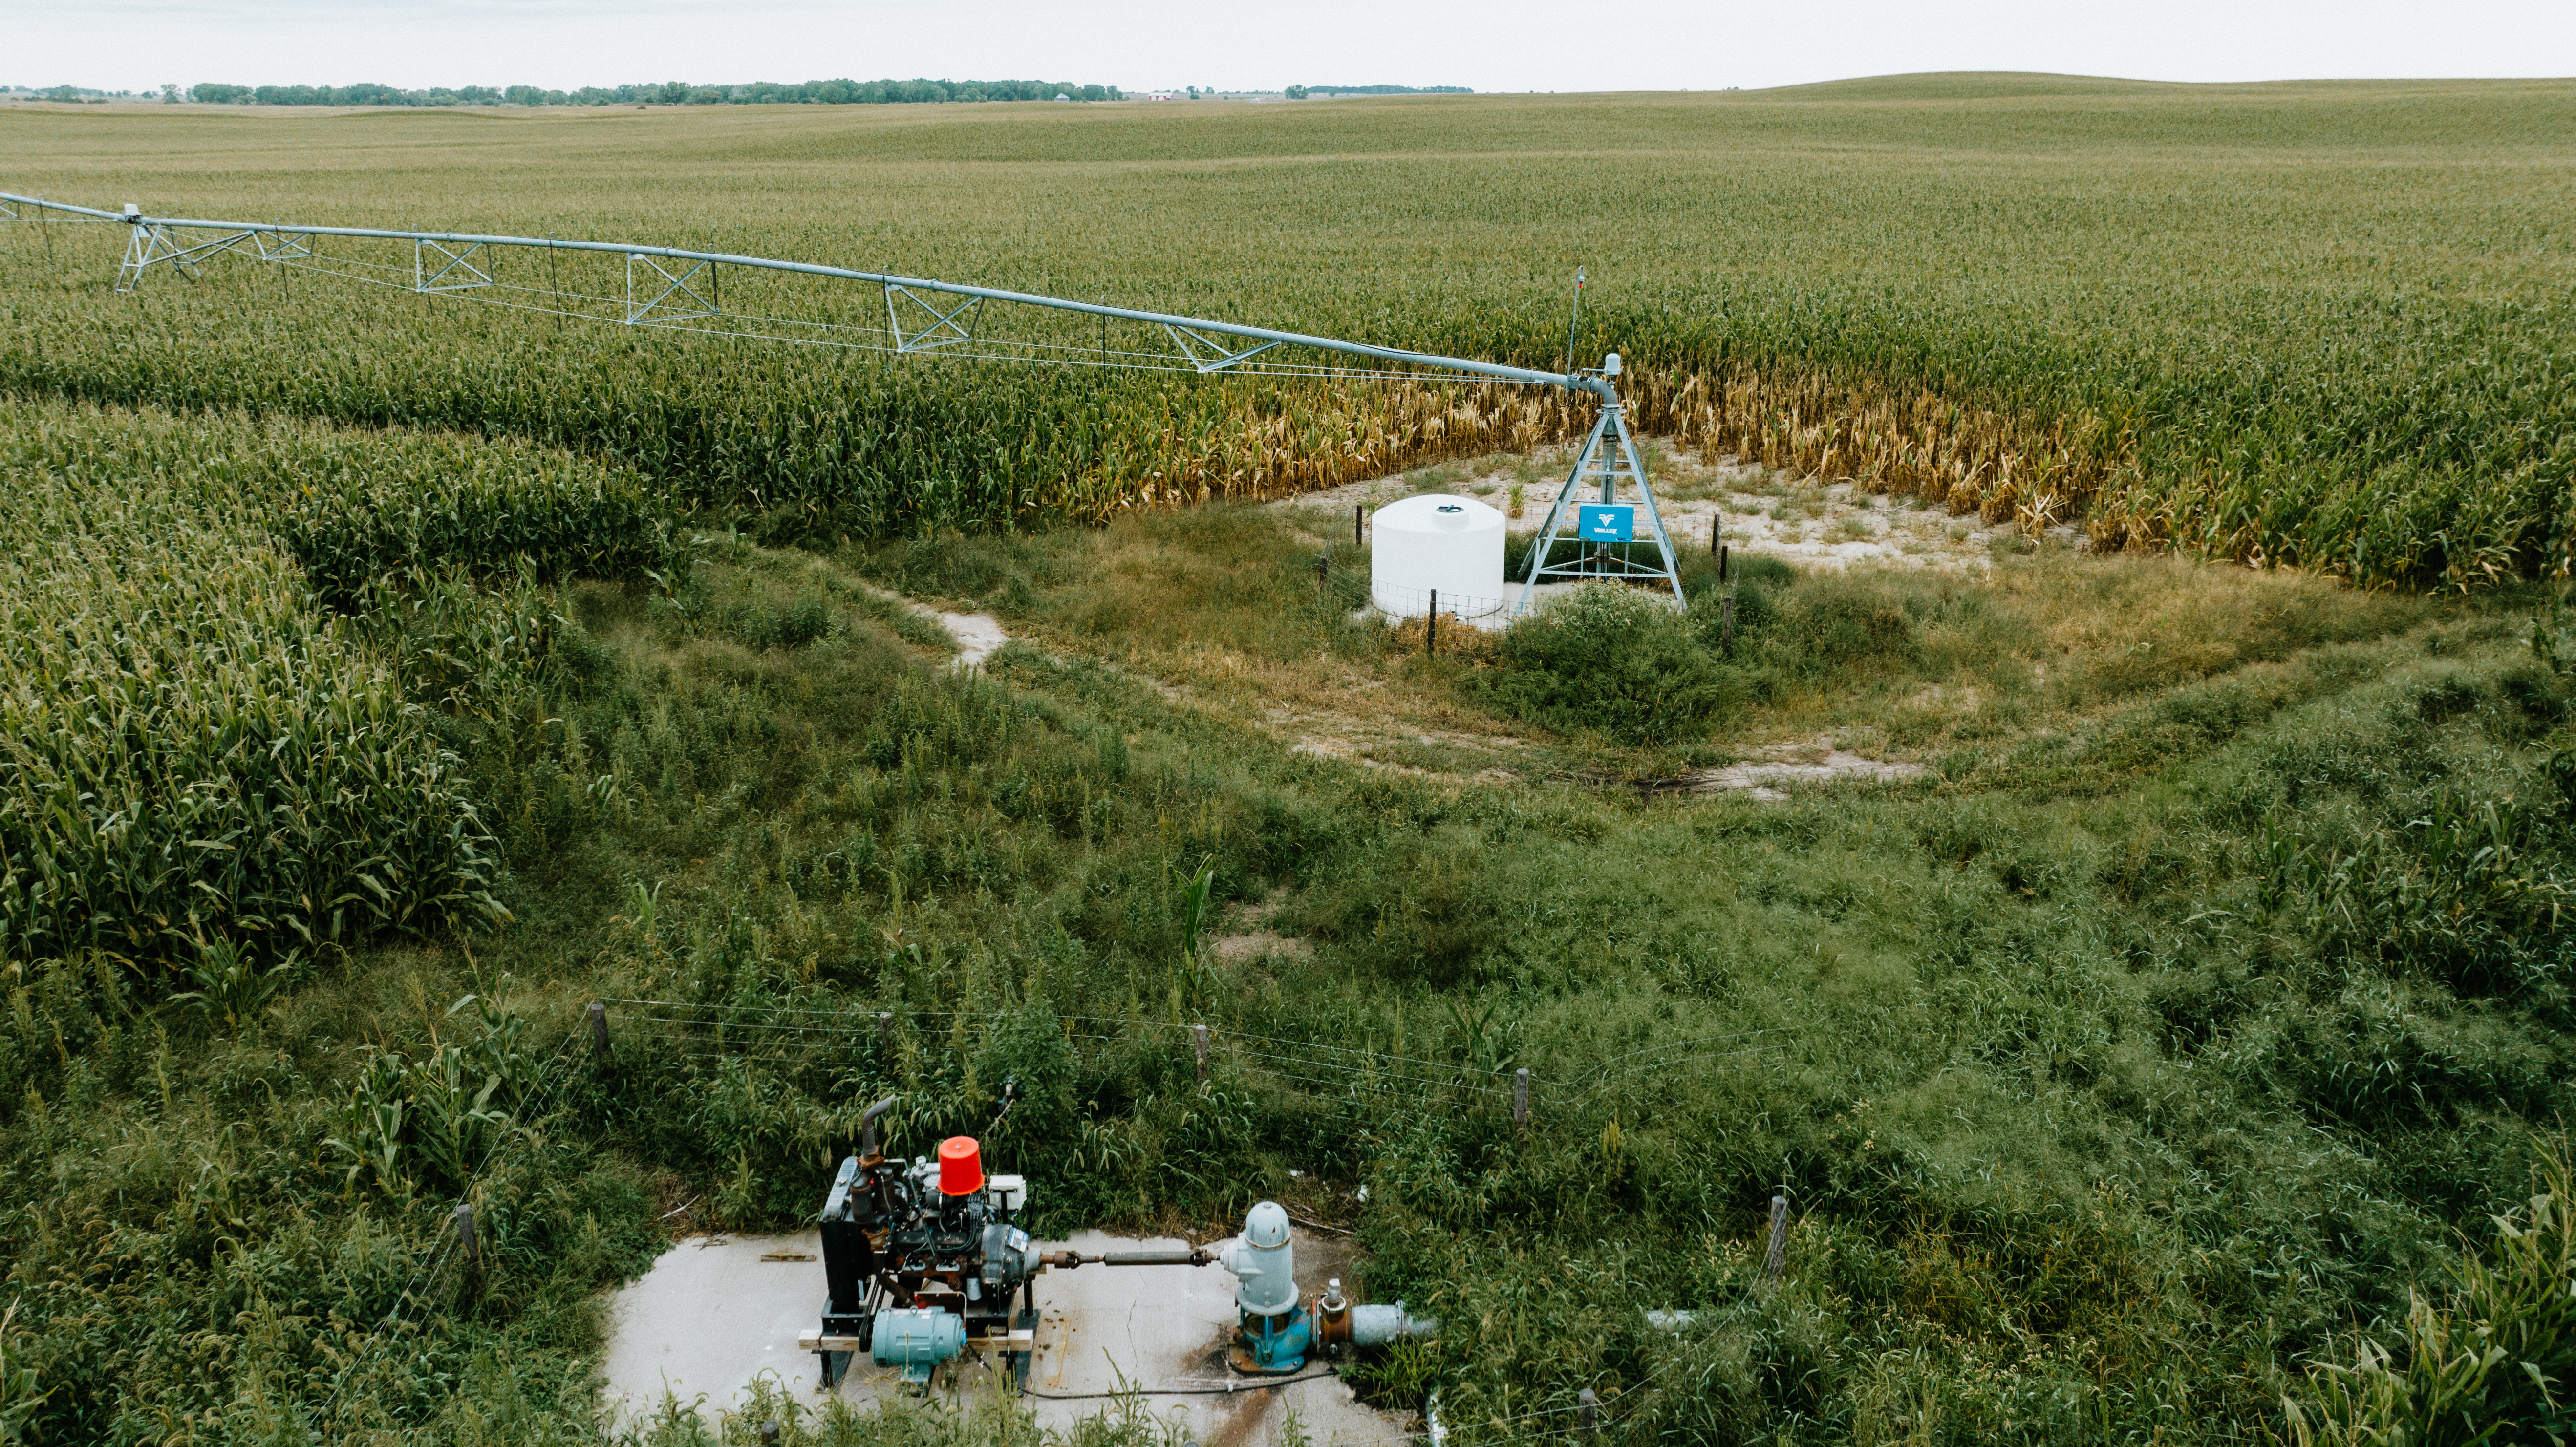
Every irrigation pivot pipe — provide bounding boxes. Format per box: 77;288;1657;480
3;192;1709;612
2;192;1615;400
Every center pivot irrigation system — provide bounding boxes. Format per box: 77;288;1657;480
3;191;1694;612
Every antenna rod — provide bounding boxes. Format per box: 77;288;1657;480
1562;266;1585;379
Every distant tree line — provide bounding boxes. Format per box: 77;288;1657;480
181;79;1122;107
1305;85;1473;95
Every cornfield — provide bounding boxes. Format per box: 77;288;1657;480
3;74;2570;586
0;396;664;971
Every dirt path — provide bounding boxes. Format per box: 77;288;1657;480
1652;734;1929;801
862;583;1009;667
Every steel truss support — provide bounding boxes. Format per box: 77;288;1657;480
884;283;976;351
118;222;215;290
416;239;494;293
1162;322;1282;374
116;222;299;291
19;190;1609;399
252;230;315;263
626;252;716;323
1512;396;1687;615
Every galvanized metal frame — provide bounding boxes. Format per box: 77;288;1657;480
885;284;979;351
1513;398;1687;612
416;239;493;293
1163;323;1283;374
625;252;718;322
7;190;1709;614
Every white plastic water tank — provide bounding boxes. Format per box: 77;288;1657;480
1370;494;1507;628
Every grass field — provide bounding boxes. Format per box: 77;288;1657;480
4;79;2576;1447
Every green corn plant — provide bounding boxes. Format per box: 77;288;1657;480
324;1051;416;1199
0;1300;47;1446
4;86;2571;589
165;933;301;1032
0;397;515;982
2288;1146;2576;1446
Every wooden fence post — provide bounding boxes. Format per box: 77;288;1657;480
1513;1067;1530;1134
455;1201;478;1273
1579;1388;1598;1444
587;1001;610;1068
1763;1195;1790;1281
1194;1024;1209;1086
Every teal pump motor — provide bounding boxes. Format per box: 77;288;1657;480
1222;1202;1310;1373
870;1306;965;1383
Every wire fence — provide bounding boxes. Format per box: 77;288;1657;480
600;998;1798;1126
1363;581;1518;629
310;1021;593;1432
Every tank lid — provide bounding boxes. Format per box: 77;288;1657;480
1371;493;1504;533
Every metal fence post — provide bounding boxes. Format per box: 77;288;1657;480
1355;504;1363;548
1194;1024;1209;1086
1719;545;1735;655
1428;590;1438;656
1513;1067;1530;1134
1763;1195;1790;1281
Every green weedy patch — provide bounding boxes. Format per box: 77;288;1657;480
1481;582;1738;744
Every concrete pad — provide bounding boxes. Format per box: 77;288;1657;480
601;1227;1413;1447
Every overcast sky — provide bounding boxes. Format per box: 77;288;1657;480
12;0;2574;94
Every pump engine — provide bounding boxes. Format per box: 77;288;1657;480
807;1097;1043;1385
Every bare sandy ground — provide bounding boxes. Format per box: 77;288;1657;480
1658;734;1929;800
1273;441;2078;574
861;583;1009;667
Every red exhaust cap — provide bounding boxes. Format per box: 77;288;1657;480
939;1136;984;1196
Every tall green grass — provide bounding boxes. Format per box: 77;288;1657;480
8;488;2576;1441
